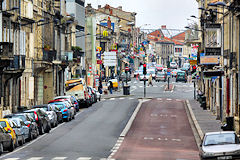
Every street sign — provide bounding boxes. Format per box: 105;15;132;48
167;68;171;72
167;72;171;76
189;60;197;65
125;67;129;71
97;60;102;64
103;52;117;66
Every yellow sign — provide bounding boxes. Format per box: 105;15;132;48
189;60;197;65
103;30;108;37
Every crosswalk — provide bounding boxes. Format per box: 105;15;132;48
102;97;136;101
3;157;115;160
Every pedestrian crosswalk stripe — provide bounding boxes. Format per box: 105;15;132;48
52;157;67;160
110;98;115;100
129;97;134;100
76;157;92;160
119;97;125;100
102;99;106;101
4;158;20;160
139;86;143;88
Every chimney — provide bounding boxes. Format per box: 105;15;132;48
161;25;167;29
98;5;101;9
118;6;122;10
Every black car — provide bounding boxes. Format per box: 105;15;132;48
24;109;51;135
0;126;14;154
176;71;187;83
4;113;39;139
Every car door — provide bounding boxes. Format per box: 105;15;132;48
20;120;29;138
0;127;11;148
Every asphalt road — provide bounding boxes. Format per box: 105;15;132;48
1;98;138;160
1;77;197;160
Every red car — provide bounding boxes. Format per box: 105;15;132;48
156;64;164;71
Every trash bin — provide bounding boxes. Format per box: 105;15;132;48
200;96;206;110
123;85;130;95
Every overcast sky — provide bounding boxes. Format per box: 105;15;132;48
85;0;199;30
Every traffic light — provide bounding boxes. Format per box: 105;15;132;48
192;65;197;74
143;63;147;75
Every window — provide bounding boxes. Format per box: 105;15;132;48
0;121;7;128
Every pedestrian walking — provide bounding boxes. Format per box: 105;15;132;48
148;74;153;86
109;80;113;94
98;80;103;94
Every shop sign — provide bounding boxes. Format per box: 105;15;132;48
200;56;220;65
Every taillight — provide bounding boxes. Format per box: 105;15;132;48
63;109;67;112
84;91;86;97
13;130;16;134
74;102;77;105
27;124;30;127
89;95;91;98
7;128;11;132
34;112;39;121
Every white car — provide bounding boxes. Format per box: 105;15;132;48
200;131;240;160
170;62;178;69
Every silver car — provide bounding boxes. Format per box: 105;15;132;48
200;131;240;160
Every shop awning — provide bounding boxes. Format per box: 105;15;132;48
203;70;224;77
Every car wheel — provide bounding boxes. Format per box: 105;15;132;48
8;140;15;152
15;137;19;147
0;143;3;155
23;135;26;144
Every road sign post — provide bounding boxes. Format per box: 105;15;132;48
144;76;146;97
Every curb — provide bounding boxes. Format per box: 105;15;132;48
185;100;204;140
120;99;144;137
164;84;174;92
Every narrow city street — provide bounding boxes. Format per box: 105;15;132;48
0;79;199;160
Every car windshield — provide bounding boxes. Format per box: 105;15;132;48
204;133;238;146
0;121;7;128
178;72;185;76
13;115;26;121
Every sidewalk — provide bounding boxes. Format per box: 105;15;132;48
186;99;222;140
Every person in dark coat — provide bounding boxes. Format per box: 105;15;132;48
109;80;113;94
98;81;103;94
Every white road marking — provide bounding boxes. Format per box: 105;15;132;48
4;158;20;160
110;98;115;100
157;98;162;101
166;98;172;101
164;138;168;141
52;157;67;160
150;114;158;117
77;157;92;160
170;115;177;117
129;97;134;100
158;138;162;140
139;86;143;88
134;81;137;84
27;157;43;160
101;99;106;101
172;139;182;142
176;99;182;101
119;97;125;100
144;137;154;140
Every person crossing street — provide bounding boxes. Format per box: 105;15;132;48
148;74;153;86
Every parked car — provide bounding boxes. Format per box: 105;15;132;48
54;96;80;112
4;113;39;139
32;104;58;127
49;102;71;122
87;87;96;104
170;62;178;69
0;119;18;148
200;131;240;160
93;88;101;101
24;109;51;135
65;78;89;108
155;72;167;82
0;126;15;153
155;64;164;72
49;99;75;120
171;69;182;77
10;118;30;145
176;71;187;83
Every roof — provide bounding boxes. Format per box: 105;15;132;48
164;37;184;45
205;131;235;136
172;32;185;42
147;29;164;38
